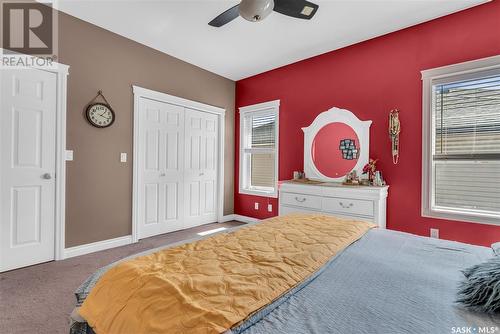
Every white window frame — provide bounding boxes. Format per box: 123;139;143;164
421;55;500;226
239;100;280;198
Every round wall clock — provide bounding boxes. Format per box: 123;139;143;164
86;103;115;128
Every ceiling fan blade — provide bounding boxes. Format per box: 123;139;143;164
273;0;319;20
208;4;240;27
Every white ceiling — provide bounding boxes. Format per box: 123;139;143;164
54;0;488;80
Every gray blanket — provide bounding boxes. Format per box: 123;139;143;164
234;229;499;334
72;226;500;334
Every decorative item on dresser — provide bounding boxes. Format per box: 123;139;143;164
362;158;378;183
280;107;389;228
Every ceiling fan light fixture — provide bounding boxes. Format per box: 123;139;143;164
239;0;275;22
301;6;314;16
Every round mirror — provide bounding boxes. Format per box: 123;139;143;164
311;122;359;178
303;107;371;182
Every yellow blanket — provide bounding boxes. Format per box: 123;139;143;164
79;214;375;334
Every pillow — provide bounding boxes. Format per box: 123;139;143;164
457;256;500;313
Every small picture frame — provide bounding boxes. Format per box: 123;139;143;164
339;138;358;160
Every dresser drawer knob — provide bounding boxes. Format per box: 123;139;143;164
295;197;307;203
339;202;354;208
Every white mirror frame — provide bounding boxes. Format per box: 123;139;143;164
302;107;372;182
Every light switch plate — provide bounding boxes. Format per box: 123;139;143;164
254;202;259;210
65;150;73;161
120;153;127;163
267;204;272;212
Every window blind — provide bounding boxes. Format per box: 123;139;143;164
434;161;500;213
434;75;500;157
251;153;275;188
432;74;500;215
242;111;277;191
251;114;276;148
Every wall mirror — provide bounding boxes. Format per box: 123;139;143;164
302;107;372;182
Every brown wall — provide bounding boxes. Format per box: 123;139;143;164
58;13;235;248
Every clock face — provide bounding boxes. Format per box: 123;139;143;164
86;103;115;128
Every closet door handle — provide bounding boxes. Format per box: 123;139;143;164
339;202;354;209
295;197;306;203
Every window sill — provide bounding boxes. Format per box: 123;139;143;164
239;187;278;199
422;207;500;226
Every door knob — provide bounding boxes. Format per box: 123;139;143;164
42;173;52;180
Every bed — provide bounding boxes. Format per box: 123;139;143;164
70;214;499;334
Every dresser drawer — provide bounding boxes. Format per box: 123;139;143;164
281;192;322;210
322;197;374;217
279;205;321;216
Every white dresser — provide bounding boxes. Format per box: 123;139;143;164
279;181;389;228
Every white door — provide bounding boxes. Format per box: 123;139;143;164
0;69;57;272
138;98;185;239
183;108;218;227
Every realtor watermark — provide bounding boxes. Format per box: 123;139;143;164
1;0;58;69
451;326;500;334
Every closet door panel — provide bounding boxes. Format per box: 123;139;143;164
138;99;184;238
184;109;219;226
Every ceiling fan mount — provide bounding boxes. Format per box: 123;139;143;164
208;0;319;27
239;0;274;22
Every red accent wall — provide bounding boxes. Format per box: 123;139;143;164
234;1;500;246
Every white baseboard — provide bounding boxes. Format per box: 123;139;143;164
63;235;133;259
233;214;260;224
219;214;236;222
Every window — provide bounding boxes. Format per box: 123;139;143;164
239;100;279;197
422;56;500;225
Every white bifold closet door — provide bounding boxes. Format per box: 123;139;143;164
0;69;57;272
138;98;185;238
183;108;218;227
137;98;219;239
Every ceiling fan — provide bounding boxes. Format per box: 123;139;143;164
208;0;319;27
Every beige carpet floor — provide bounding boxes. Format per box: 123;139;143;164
0;221;244;334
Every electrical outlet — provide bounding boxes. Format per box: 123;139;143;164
267;204;272;212
254;202;259;210
430;228;439;239
120;153;127;163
